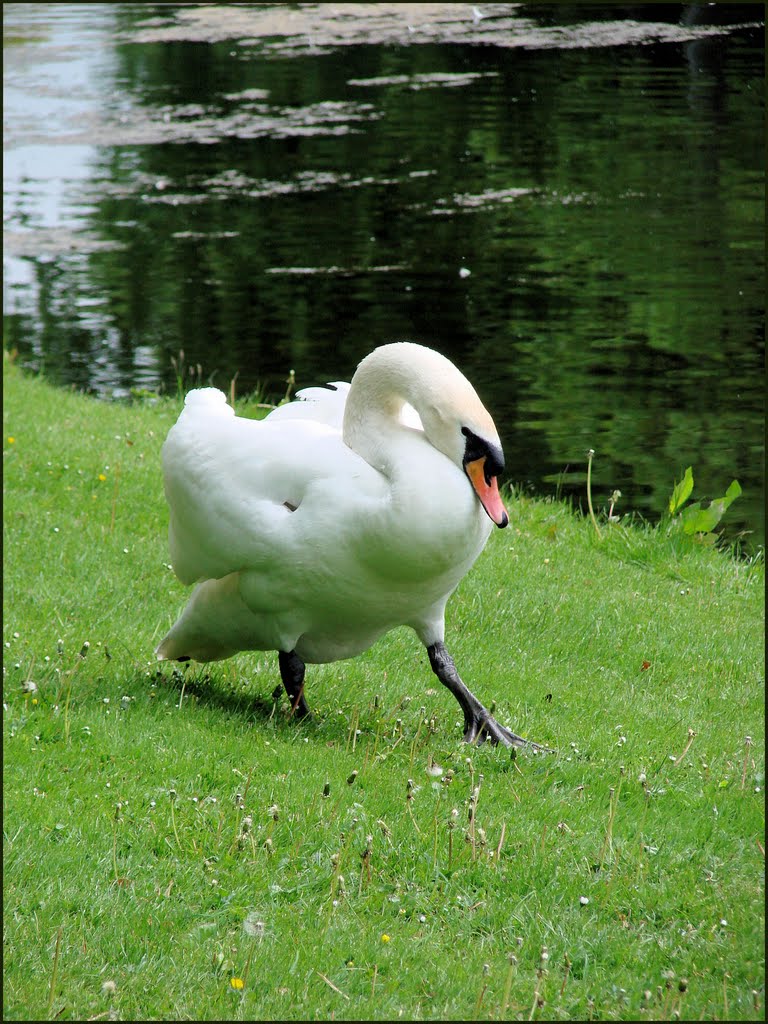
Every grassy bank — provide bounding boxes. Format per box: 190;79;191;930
3;359;764;1021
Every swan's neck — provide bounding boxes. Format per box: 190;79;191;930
341;342;499;481
342;348;438;474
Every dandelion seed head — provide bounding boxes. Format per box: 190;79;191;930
243;913;265;937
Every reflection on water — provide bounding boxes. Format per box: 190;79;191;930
3;2;764;548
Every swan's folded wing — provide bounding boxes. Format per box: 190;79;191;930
161;387;382;585
266;381;350;429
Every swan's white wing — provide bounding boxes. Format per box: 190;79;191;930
399;401;423;431
161;387;385;587
267;381;423;432
266;381;350;428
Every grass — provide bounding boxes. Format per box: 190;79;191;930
3;356;764;1021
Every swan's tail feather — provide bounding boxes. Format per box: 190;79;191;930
181;387;232;414
155;573;277;664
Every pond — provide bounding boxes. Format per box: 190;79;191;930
3;2;765;548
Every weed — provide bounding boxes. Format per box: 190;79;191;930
584;453;743;551
667;465;742;541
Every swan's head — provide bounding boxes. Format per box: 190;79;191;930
346;342;509;529
417;389;509;530
460;425;509;529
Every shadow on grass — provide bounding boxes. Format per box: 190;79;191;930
151;663;326;737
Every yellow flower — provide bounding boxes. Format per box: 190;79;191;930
98;473;107;482
381;934;391;943
230;977;244;991
7;437;15;444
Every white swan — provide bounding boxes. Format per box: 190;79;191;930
156;342;541;748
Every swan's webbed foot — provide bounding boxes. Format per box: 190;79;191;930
427;641;552;753
278;650;310;719
465;712;551;752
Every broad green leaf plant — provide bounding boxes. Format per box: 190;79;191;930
668;466;742;541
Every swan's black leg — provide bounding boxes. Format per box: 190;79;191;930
427;641;550;751
278;650;310;719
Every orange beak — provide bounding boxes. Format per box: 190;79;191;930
465;456;509;528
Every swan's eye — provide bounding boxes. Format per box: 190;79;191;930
462;427;505;482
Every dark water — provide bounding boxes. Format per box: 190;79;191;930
3;3;765;548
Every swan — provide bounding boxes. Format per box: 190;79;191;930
156;342;542;749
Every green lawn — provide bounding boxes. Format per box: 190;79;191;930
3;357;764;1021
